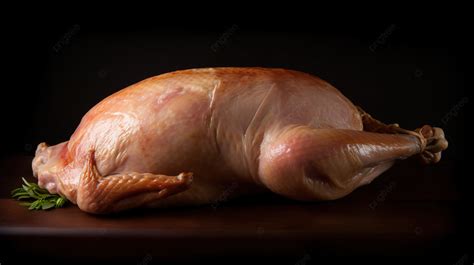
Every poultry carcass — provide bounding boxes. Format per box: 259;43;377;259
32;68;448;214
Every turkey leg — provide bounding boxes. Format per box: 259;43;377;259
258;121;447;201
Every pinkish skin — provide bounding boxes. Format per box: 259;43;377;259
31;68;444;213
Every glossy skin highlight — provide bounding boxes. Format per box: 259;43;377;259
32;68;447;214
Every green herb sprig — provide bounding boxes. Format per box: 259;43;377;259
11;178;68;210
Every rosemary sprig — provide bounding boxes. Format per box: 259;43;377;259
11;177;68;210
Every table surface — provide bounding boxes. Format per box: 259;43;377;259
0;155;468;264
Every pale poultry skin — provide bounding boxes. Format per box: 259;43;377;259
32;68;447;214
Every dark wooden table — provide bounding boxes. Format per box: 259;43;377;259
0;155;469;264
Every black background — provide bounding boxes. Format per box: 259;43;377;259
1;17;470;264
2;19;468;192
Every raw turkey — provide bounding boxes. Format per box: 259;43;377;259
32;68;448;214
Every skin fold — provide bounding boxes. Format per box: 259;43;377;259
32;68;448;214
